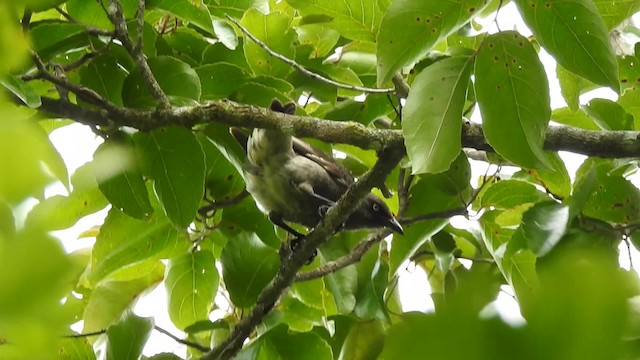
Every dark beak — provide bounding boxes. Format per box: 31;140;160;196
388;216;404;235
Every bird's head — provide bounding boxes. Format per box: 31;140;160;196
346;194;404;234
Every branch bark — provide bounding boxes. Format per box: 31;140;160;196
34;96;640;158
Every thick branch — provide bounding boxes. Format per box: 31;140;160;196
34;97;640;158
202;145;405;360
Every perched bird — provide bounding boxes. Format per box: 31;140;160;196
233;100;403;249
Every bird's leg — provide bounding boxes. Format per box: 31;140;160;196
268;212;317;264
268;212;305;238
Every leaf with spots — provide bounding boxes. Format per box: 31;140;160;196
514;0;619;92
403;56;473;174
165;250;218;329
475;31;552;169
593;0;640;30
376;0;489;86
576;158;640;223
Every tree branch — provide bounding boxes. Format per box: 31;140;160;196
295;229;389;282
202;145;405;360
33;96;640;158
154;325;210;353
105;0;170;109
32;96;640;158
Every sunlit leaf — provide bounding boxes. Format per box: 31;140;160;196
165;250;218;329
515;0;620;92
403;57;472;174
475;31;551;169
376;0;488;85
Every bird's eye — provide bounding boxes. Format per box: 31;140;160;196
372;203;380;211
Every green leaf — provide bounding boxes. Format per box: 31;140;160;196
536;153;573;198
618;51;640;92
55;337;96;360
0;228;74;357
376;0;488;85
515;0;620;92
619;86;640;129
164;28;209;64
148;0;215;34
80;53;127;105
84;201;188;285
593;0;640;30
83;264;164;332
516;201;570;257
475;31;551;169
551;107;599;130
106;313;153;360
0;105;69;203
122;56;201;108
196;62;249;100
583;98;634;130
0;201;14;238
577;159;640;223
207;0;269;18
480;179;549;209
318;232;358;314
242;324;333;360
67;0;136;30
29;21;88;61
135;126;206;228
556;63;595;111
296;24;340;58
337;320;384;360
94;135;153;220
403;56;472;174
529;249;628;359
287;0;385;42
220;230;279;308
197;133;245;199
0;76;41;108
213;18;239;50
240;9;296;78
390;170;465;275
26;162;108;231
165;250;218;329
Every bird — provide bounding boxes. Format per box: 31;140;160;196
233;100;403;258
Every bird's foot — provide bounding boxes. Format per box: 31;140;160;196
290;236;317;265
318;204;330;217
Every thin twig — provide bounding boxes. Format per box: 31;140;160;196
106;0;170;108
55;6;115;37
400;207;468;226
154;325;210;353
29;51;123;113
63;329;106;338
224;14;395;95
409;249;494;263
198;190;250;217
295;229;389;282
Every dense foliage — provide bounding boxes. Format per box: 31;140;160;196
3;0;640;359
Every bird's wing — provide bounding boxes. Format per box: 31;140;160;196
291;137;354;189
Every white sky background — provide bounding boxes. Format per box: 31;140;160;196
45;2;640;357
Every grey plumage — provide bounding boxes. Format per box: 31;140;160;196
237;100;403;237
